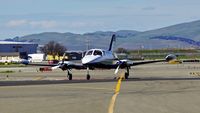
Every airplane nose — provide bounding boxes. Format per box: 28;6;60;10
82;56;100;64
82;57;89;64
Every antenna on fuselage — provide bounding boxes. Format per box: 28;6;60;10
86;37;90;50
108;34;116;51
83;37;90;57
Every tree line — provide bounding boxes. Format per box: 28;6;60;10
40;41;67;59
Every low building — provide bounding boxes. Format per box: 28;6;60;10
0;41;38;54
28;53;45;62
46;51;83;61
0;52;23;63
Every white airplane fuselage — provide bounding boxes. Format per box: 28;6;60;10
82;49;117;66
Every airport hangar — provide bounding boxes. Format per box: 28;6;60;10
0;41;38;61
0;41;82;62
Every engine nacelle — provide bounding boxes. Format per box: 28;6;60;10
165;54;177;62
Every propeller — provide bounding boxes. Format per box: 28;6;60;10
62;52;66;64
114;60;123;74
114;65;120;74
51;65;60;70
114;60;128;75
51;52;66;70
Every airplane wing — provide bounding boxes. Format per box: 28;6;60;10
182;59;200;62
61;63;86;70
25;63;57;67
130;59;166;66
120;54;176;67
21;60;86;70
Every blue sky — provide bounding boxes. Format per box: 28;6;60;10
0;0;200;39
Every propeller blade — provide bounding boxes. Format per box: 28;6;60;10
51;65;60;70
62;52;66;64
114;65;120;74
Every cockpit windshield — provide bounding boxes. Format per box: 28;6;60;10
93;50;102;56
86;50;103;56
86;50;93;55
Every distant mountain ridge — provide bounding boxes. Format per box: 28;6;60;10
150;36;200;47
3;20;200;50
85;30;140;38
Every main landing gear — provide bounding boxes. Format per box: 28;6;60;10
86;67;91;80
125;66;129;79
66;68;91;80
67;70;72;80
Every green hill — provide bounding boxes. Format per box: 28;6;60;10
4;20;200;50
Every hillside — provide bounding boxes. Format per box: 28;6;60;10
4;30;140;50
4;20;200;50
120;20;200;49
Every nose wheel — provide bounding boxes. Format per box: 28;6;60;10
125;66;129;79
86;74;90;80
125;72;129;79
86;67;91;80
67;70;72;80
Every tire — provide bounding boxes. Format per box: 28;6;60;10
68;74;72;80
125;72;129;79
86;74;90;80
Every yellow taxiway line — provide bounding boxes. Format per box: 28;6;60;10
108;72;124;113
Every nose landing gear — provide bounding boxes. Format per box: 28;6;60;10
125;66;129;79
86;67;91;80
67;70;72;80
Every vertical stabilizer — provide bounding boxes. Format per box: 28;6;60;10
108;34;116;51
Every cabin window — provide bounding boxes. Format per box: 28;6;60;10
86;50;93;55
93;50;102;56
103;51;105;55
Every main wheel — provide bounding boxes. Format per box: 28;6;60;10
68;73;72;80
86;74;90;80
125;72;129;79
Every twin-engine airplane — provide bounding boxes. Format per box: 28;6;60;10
22;34;176;80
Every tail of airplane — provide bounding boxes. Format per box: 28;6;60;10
108;34;116;51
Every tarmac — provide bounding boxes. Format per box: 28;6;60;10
1;62;200;113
